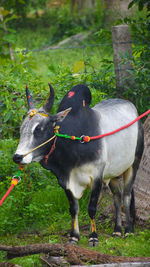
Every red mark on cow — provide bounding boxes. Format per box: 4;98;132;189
68;91;75;98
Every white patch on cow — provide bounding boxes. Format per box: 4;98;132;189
15;142;33;164
31;122;40;133
15;122;45;164
93;100;138;180
67;160;103;199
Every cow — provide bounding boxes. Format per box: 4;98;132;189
13;84;144;246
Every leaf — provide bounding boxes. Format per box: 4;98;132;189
73;60;85;73
0;7;10;18
4;112;11;122
5;14;18;23
128;1;134;9
138;0;144;11
3;34;16;44
18;0;25;4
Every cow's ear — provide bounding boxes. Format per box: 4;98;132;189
51;107;72;123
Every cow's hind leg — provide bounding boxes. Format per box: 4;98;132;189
65;189;80;244
109;178;122;237
123;121;144;236
123;166;136;236
88;178;102;247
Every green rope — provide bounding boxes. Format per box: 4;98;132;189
55;133;82;140
12;169;22;181
16;170;21;177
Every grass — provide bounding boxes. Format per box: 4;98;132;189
14;37;113;80
0;184;149;266
0;223;149;266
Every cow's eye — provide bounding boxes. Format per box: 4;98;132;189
34;125;43;137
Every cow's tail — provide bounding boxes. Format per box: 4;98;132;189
130;188;136;227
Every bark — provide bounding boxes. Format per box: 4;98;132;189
134;115;150;223
112;25;134;93
0;243;150;265
104;0;132;18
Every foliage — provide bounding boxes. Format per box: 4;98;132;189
0;59;41;139
128;0;150;11
128;0;150;114
0;7;17;59
124;8;150;113
1;0;49;18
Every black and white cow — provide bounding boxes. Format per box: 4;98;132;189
13;84;144;246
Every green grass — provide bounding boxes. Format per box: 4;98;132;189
0;225;149;266
13;32;113;80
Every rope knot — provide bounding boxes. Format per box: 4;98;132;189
54;125;60;134
11;179;19;186
81;135;90;143
29;110;37;118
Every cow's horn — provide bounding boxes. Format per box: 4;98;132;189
43;83;54;113
26;85;35;110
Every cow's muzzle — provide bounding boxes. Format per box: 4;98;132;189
13;154;23;164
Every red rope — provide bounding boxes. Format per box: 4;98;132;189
83;109;150;142
45;136;57;164
0;179;19;206
0;166;23;206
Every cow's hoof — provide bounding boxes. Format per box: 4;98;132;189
112;231;122;237
124;226;133;238
112;226;122;237
69;236;79;245
89;237;99;247
124;232;134;238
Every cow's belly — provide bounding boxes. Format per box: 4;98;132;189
103;125;138;179
66;160;103;199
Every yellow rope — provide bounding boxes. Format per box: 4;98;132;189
29;110;48;118
22;135;56;158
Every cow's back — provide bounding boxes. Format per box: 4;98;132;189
93;99;139;179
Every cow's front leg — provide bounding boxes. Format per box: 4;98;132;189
65;189;80;244
88;178;102;247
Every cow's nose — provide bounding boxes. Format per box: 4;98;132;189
13;154;23;164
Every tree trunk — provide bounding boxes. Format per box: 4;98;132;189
134;115;150;224
103;0;133;24
112;25;134;94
